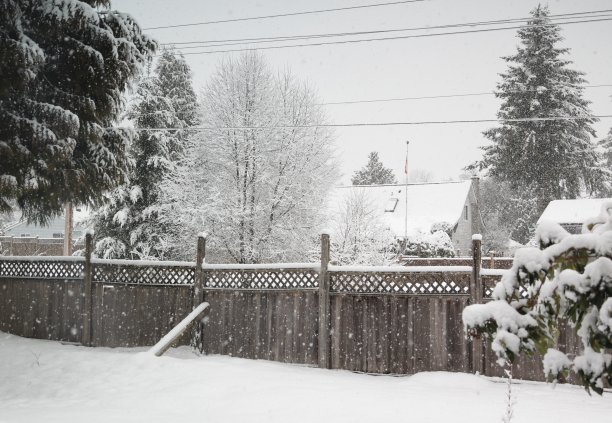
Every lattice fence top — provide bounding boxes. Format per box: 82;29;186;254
330;271;471;295
93;263;195;285
203;268;319;290
0;259;85;279
0;256;504;295
482;273;528;299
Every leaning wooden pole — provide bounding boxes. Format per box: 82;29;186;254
192;234;206;352
318;232;331;369
82;232;93;346
470;234;483;374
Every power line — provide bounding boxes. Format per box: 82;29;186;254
319;84;612;105
160;10;612;48
143;0;427;30
166;17;612;56
125;84;612;120
115;115;612;131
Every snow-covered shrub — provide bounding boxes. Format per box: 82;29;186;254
463;202;612;394
402;224;455;258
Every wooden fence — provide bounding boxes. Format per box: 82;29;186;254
0;236;84;256
0;234;581;383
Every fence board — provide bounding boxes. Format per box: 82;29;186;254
0;278;83;342
328;295;472;374
91;284;192;348
201;290;318;366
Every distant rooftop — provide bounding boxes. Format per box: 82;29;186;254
538;198;612;225
326;180;473;236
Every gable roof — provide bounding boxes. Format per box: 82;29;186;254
538;198;612;225
326;180;473;237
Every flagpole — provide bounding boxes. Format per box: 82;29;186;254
404;140;409;246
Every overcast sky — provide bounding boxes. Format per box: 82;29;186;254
115;0;612;184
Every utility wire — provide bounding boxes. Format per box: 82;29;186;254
143;0;427;30
113;115;612;131
165;17;612;56
319;84;612;105
124;84;612;119
160;10;612;48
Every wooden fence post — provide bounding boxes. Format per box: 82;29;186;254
470;234;483;374
192;234;206;352
82;232;93;347
318;232;331;369
471;235;482;304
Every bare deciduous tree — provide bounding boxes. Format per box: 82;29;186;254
330;189;395;265
166;53;338;263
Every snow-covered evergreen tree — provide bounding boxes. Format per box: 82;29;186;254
352;152;397;185
0;0;155;224
598;128;612;196
91;48;197;259
463;203;612;394
172;52;338;263
470;5;605;213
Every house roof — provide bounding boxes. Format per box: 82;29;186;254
326;180;473;237
537;198;612;225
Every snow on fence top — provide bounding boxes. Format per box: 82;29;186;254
0;255;85;262
480;268;508;276
202;262;319;270
91;258;195;267
328;265;473;273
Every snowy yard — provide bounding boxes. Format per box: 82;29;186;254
1;332;610;423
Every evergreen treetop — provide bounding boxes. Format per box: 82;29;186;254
470;5;606;210
352;152;398;185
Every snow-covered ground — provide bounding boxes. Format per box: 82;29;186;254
1;332;610;423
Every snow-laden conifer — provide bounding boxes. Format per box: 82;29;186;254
91;48;198;259
470;5;606;213
463;202;612;394
352;152;397;185
0;0;155;224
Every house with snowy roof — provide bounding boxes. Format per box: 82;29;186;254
537;198;612;234
325;178;483;255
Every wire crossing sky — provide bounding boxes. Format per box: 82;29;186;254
143;0;427;30
116;0;612;183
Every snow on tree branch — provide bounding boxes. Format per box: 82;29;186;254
463;201;612;394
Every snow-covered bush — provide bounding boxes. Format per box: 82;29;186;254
402;224;455;258
463;202;612;394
